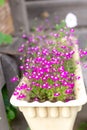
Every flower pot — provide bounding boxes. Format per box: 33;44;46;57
19;106;81;130
10;43;87;130
10;75;86;130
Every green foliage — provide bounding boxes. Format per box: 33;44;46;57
30;27;36;32
7;108;16;121
33;52;37;58
46;89;54;100
26;127;30;130
37;79;43;84
0;0;5;6
30;86;41;99
64;59;76;73
46;55;51;60
55;20;66;30
2;85;17;122
78;122;87;130
47;78;54;85
0;32;13;45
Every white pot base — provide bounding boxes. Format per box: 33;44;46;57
19;106;81;130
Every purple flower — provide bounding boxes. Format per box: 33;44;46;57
54;83;60;87
18;47;24;52
53;33;59;38
42;83;48;88
11;76;19;82
13;91;19;96
65;89;73;94
22;34;27;39
60;71;68;78
23;72;29;77
76;76;80;80
25;58;30;62
68;83;74;89
19;65;24;70
54;93;60;97
20;84;28;89
58;66;64;72
17;94;26;100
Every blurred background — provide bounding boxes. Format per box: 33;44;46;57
0;0;87;130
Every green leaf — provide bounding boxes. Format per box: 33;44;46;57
47;89;54;100
2;85;17;121
64;59;76;73
26;127;30;130
2;85;9;107
40;89;46;95
46;55;51;60
0;32;4;44
78;122;87;130
57;95;65;101
59;31;65;37
55;21;66;30
31;86;41;98
0;0;5;6
32;86;38;93
55;24;61;30
61;86;67;91
37;79;43;84
30;27;36;32
0;32;12;45
47;78;54;85
33;53;37;58
60;20;66;28
7;110;16;120
4;34;12;44
30;92;36;98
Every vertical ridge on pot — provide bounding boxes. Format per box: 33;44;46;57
48;107;59;117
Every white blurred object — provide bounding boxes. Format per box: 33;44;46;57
65;13;77;28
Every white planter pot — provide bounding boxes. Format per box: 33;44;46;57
10;44;87;130
19;106;81;130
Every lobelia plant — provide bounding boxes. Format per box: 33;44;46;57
11;15;87;103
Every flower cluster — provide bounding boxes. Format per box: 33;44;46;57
12;21;87;102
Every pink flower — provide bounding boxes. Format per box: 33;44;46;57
11;76;18;82
54;93;60;97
